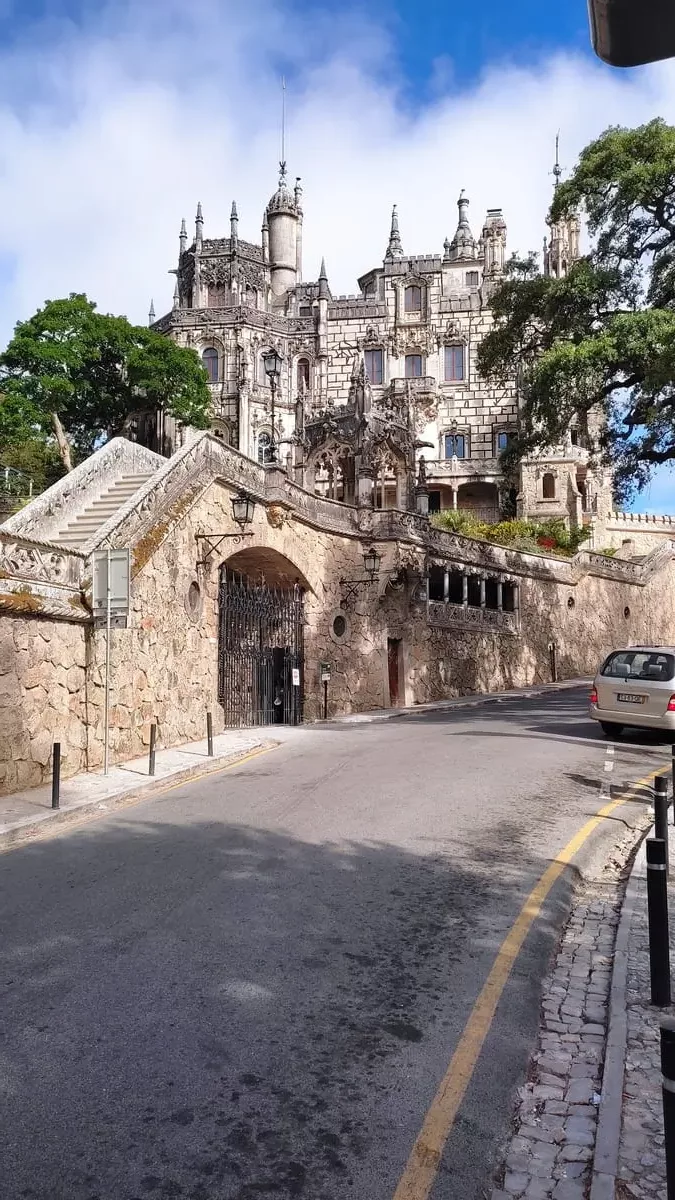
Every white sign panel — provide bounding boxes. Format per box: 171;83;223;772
292;668;300;687
93;549;130;613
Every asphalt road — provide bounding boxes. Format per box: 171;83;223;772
0;688;668;1200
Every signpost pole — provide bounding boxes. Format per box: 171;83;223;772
104;547;111;776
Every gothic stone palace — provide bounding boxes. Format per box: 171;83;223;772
151;166;608;531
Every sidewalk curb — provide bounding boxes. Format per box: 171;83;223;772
0;740;277;852
331;678;590;724
589;823;653;1200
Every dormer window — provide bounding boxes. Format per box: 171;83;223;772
202;347;219;382
404;285;422;313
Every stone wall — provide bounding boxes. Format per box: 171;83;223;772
1;461;675;796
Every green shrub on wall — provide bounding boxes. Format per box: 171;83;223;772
432;510;592;557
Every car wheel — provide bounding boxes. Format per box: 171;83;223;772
600;722;623;737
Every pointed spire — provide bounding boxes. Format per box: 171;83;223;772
385;204;403;261
195;201;204;247
172;280;180;310
179;217;187;254
230;200;238;242
294;177;303;212
318;257;329;300
148;299;155;326
553;132;562;191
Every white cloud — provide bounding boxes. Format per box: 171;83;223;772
2;0;675;505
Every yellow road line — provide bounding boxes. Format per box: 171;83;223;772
392;763;668;1200
0;743;278;852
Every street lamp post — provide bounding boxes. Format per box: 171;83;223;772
263;348;283;465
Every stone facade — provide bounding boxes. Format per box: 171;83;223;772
150;169;607;530
1;431;675;796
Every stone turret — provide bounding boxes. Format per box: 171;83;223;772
543;137;581;279
265;165;302;301
481;208;507;276
448;191;477;262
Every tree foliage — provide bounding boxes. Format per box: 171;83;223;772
0;295;211;472
477;119;675;501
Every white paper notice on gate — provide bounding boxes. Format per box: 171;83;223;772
292;668;300;687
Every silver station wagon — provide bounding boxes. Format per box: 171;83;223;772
590;646;675;737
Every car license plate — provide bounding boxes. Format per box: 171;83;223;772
616;693;646;704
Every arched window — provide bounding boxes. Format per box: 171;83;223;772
542;472;556;500
297;358;310;393
404;285;422;312
202;347;219;382
257;432;273;464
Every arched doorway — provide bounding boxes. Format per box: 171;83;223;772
218;549;308;728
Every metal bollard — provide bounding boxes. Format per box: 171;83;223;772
206;711;214;757
661;1017;675;1200
647;838;672;1006
51;742;61;810
148;723;157;777
655;775;670;872
667;739;672;825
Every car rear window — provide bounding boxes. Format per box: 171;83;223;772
601;651;675;682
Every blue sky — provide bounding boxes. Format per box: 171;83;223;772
0;0;673;512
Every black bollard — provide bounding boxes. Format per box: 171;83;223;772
51;742;61;810
148;723;157;777
206;711;214;757
647;838;671;1007
655;776;670;872
667;739;672;825
661;1017;675;1200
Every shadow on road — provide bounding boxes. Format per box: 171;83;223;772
2;810;574;1200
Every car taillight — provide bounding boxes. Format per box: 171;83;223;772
590;688;598;705
668;695;675;712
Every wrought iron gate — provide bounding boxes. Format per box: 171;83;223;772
218;568;304;727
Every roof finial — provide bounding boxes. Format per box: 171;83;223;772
172;280;180;310
230;200;238;242
148;299;155;326
319;257;329;300
385;204;403;261
553;132;563;190
179;217;187;254
195;202;204;247
279;76;287;186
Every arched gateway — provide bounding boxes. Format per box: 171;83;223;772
218;549;307;728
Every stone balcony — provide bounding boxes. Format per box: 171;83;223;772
424;457;502;481
388;376;438;398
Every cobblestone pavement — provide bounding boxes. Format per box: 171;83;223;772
491;817;654;1200
615;825;675;1199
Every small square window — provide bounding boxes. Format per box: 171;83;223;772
364;348;384;385
496;430;513;453
405;354;423;378
444;345;465;382
466;271;479;287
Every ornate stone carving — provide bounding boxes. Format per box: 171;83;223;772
266;504;288;529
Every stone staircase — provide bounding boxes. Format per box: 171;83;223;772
55;473;155;548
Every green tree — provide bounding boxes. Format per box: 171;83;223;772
477;119;675;501
0;294;211;472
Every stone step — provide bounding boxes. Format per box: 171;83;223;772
55;471;158;547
